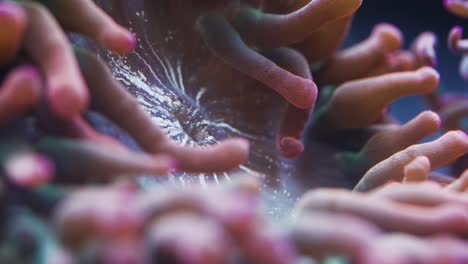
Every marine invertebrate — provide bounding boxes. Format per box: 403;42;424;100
0;0;133;119
0;0;250;182
0;0;467;263
53;177;297;263
293;174;468;263
91;0;463;189
445;0;468;18
354;130;468;191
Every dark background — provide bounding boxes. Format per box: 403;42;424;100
345;0;467;123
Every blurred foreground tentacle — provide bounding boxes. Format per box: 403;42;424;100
297;188;468;235
35;137;176;181
370;181;468;207
19;1;89;119
369;234;468;264
0;1;26;67
354;131;468;192
445;0;468;18
0;66;42;125
54;185;141;249
145;213;232;264
291;212;379;263
5;208;74;264
5;151;54;188
0;140;53;188
42;0;136;55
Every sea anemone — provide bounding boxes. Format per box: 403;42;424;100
0;0;467;263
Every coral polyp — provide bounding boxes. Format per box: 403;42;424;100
0;0;467;263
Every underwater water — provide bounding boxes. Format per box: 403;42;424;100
353;0;466;121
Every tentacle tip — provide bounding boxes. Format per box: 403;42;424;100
420;110;442;128
289;79;318;109
48;84;90;119
279;137;304;158
454;129;468;138
444;0;468;18
451;25;463;34
374;23;404;51
224;137;251;165
16;65;41;80
6;153;55;187
237;137;251;155
118;32;138;54
125;33;137;51
417;66;440;90
0;1;26;20
154;154;180;174
448;130;468;149
8;65;43;104
227;137;250;150
165;159;180;174
169;159;180;173
404;156;431;176
101;30;137;55
448;26;464;54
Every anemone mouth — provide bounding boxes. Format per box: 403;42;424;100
89;2;287;176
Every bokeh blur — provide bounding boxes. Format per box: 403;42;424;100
350;0;465;132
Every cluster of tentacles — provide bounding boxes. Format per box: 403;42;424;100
0;0;253;185
194;0;442;159
0;0;466;263
0;0;251;262
294;172;468;264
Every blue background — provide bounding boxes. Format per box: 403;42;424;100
347;0;466;124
